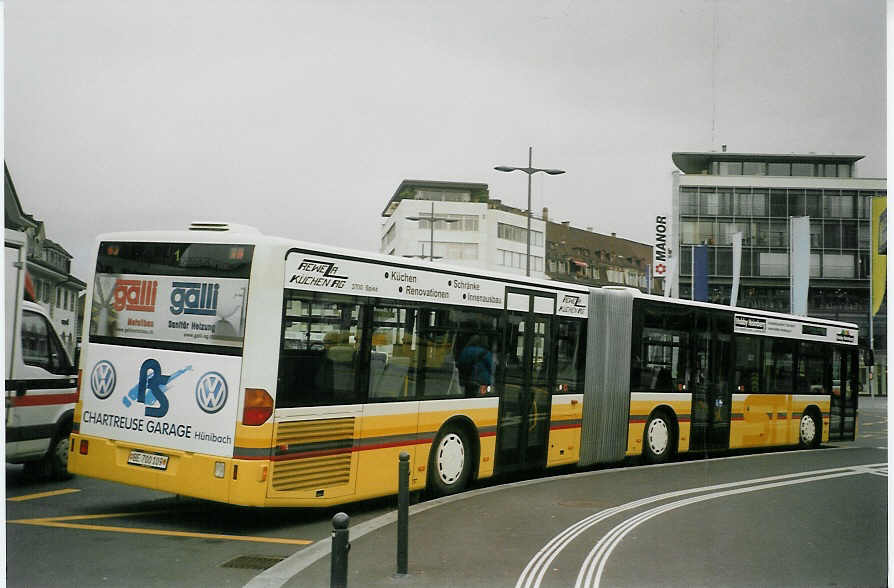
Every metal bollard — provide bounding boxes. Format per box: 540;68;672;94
331;512;350;588
396;451;410;576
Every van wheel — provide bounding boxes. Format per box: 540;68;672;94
26;424;73;481
427;426;472;497
47;428;74;480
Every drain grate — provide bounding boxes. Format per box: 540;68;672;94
221;555;285;570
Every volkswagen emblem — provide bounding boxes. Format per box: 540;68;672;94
90;360;117;399
195;371;228;414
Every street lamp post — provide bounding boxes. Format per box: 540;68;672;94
495;146;565;277
406;201;459;261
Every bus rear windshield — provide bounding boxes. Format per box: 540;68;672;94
96;241;253;278
90;242;254;351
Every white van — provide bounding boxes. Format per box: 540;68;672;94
5;229;77;479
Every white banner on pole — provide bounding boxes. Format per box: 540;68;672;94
730;232;743;307
790;216;810;316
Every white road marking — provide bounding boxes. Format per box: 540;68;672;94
851;464;887;477
517;462;887;588
578;463;886;588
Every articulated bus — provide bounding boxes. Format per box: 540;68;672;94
68;222;859;506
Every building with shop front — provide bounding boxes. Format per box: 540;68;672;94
542;208;656;291
670;150;886;392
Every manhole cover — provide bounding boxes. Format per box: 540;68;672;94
221;555;285;570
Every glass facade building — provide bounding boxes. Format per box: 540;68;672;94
671;152;886;351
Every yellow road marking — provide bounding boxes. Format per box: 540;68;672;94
20;511;166;522
7;488;81;502
8;513;312;546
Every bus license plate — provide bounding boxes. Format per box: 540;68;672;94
127;450;169;470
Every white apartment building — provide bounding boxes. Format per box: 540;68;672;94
380;180;546;279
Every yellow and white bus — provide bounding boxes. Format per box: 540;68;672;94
68;222;859;506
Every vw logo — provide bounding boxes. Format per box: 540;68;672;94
195;371;228;414
90;361;117;399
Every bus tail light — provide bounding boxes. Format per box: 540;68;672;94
76;369;82;400
243;388;273;426
79;439;89;455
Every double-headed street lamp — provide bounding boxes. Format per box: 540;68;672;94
495;146;565;277
406;201;459;261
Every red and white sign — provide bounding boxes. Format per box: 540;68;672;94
653;215;669;277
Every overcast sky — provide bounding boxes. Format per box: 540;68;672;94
4;0;886;282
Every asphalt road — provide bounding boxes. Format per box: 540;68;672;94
5;466;395;587
5;397;888;588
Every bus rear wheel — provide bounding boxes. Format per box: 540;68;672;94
798;412;820;449
643;411;675;464
428;426;472;497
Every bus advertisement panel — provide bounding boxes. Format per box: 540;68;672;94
80;343;241;458
283;251;589;318
90;273;249;347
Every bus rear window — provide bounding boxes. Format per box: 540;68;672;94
97;242;252;278
90;242;253;351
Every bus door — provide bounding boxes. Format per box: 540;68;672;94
495;290;555;474
829;347;858;441
689;312;732;452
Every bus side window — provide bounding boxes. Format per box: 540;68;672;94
799;342;826;394
452;311;499;398
637;303;689;392
735;335;761;393
419;308;499;399
556;318;585;394
368;305;420;401
277;293;364;408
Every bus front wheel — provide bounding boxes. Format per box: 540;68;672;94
428;426;472;497
643;411;675;464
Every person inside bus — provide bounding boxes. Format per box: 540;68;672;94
456;335;493;396
655;367;672;391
